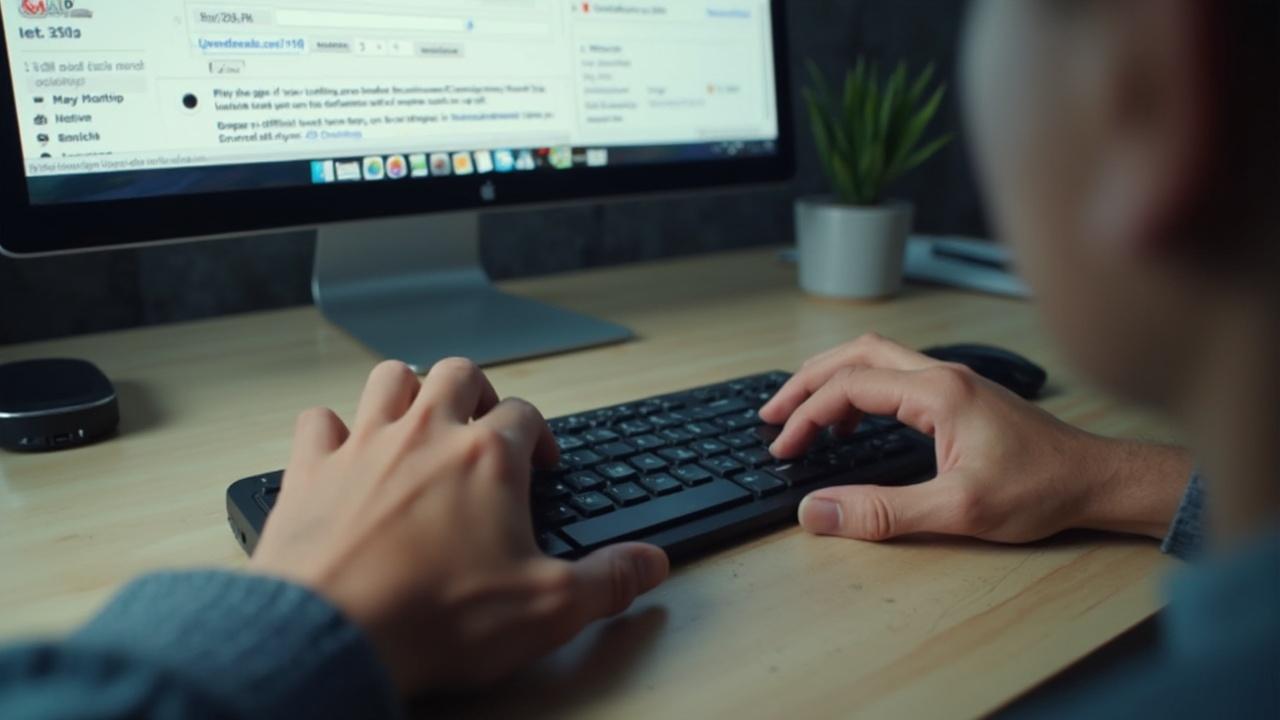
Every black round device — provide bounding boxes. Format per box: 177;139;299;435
0;358;120;452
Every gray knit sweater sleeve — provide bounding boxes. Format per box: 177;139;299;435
0;570;400;720
1161;472;1206;561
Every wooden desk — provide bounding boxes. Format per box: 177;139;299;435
0;248;1177;719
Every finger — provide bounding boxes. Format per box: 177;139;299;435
413;357;500;423
798;478;968;541
770;366;950;458
474;397;559;469
760;334;938;424
354;361;422;431
566;543;669;621
290;407;350;463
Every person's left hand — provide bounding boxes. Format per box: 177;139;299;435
248;359;669;694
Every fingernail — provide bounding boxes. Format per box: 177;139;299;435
799;496;843;535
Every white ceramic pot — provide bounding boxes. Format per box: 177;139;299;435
794;197;913;300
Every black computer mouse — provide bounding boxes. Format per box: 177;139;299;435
921;344;1048;399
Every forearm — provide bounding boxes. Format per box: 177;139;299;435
0;570;399;720
1076;438;1194;540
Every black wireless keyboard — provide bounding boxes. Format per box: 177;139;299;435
226;371;937;560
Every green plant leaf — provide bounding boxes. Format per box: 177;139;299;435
889;84;946;179
830;151;861;205
902;133;953;172
907;63;936;107
802;56;949;205
879;63;907;151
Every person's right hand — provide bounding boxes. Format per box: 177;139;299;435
248;359;669;696
759;334;1190;544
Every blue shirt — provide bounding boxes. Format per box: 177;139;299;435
0;473;1275;718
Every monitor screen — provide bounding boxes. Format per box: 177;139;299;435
1;0;781;207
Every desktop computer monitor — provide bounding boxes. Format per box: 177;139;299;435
0;0;793;369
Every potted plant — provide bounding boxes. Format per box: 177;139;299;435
797;59;952;299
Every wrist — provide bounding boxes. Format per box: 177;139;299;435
1074;437;1193;540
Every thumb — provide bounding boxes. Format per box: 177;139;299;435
798;478;964;541
569;543;669;620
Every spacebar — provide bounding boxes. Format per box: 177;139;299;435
561;479;752;549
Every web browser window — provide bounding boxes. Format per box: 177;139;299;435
0;0;780;204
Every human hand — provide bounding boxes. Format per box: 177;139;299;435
759;334;1190;543
248;359;669;694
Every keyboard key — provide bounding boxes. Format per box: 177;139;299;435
538;502;578;525
631;434;666;450
719;411;764;431
556;435;585;452
659;428;694;444
683;422;720;438
562;449;603;468
658;447;699;464
561;479;751;549
735;471;787;498
721;432;757;450
569;492;614;518
768;462;831;487
672;465;714;486
606;482;650;507
685;406;722;421
853;442;880;464
538;532;575;558
597;462;638;482
650;412;689;428
701;456;746;477
618;420;654;436
691;439;729;457
532;465;567;486
639;474;684;496
565;471;605;492
611;404;638;421
878;434;915;457
630;453;668;473
705;398;751;416
733;447;774;468
583;428;620;444
597;441;637;459
533;481;571;500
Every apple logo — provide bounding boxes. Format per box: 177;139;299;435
479;181;497;203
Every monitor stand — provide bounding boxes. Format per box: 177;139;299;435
312;212;633;373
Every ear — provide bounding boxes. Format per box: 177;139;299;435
1081;0;1215;262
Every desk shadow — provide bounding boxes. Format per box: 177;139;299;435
113;380;168;436
888;528;1155;553
416;605;670;719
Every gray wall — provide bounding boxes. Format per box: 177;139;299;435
0;1;983;345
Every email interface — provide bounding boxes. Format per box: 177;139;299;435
1;0;780;204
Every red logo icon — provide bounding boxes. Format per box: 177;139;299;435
20;0;48;16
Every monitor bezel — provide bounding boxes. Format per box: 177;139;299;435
0;1;793;257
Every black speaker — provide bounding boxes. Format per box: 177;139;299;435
0;358;120;452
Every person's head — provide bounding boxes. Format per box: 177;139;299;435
960;0;1278;413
